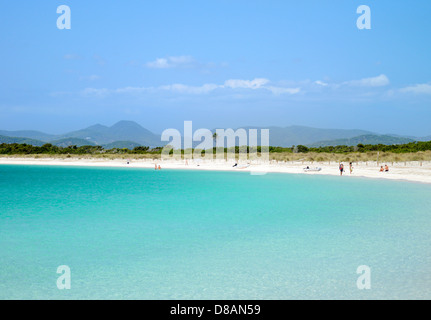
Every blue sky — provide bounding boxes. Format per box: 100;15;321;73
0;0;430;136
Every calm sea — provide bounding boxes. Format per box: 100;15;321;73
1;165;430;299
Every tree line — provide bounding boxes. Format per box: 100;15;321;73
0;143;160;155
1;140;431;155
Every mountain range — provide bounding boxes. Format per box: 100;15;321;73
0;121;429;148
307;134;416;148
0;121;161;148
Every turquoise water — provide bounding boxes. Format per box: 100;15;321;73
1;164;431;300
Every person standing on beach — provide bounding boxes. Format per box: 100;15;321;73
339;163;344;176
349;162;353;174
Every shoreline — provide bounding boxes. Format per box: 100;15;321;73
1;157;431;185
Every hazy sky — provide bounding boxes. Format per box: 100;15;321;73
1;0;430;136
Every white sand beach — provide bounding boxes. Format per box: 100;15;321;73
1;157;431;184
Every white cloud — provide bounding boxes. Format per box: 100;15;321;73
159;83;220;95
81;88;109;98
81;78;300;98
223;78;269;90
315;80;328;86
146;56;195;69
114;86;150;94
146;58;170;69
266;86;301;95
345;74;390;87
114;84;218;95
156;78;299;95
400;83;431;95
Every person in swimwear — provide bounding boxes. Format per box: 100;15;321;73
380;166;384;172
339;163;344;176
385;165;389;172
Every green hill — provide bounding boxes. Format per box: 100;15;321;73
58;121;162;146
51;138;96;148
309;134;415;147
238;126;374;147
0;121;163;147
0;135;46;146
0;130;56;142
102;141;142;149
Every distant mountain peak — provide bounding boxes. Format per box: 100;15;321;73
86;124;108;129
109;120;155;136
110;120;142;128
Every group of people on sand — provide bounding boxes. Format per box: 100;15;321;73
380;165;389;172
339;162;390;175
339;162;354;176
154;164;161;170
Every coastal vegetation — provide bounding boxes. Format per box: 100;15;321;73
1;141;431;163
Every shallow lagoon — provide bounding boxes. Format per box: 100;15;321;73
1;165;430;299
